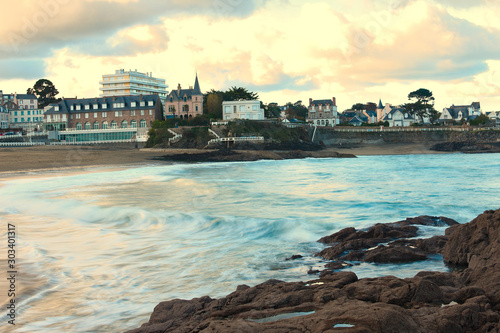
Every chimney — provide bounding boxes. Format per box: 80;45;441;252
332;97;336;106
309;98;312;106
177;84;181;94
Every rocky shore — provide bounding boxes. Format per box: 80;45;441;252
153;148;356;163
431;130;500;153
127;208;500;333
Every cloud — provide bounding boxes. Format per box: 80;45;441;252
0;0;260;59
0;59;46;80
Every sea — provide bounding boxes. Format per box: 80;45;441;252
0;153;499;332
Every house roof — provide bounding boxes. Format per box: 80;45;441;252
311;99;334;106
382;108;414;120
16;94;37;100
44;94;159;115
167;75;202;102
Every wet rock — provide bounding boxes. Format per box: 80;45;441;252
127;209;500;333
285;254;303;261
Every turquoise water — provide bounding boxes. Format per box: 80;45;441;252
0;153;499;332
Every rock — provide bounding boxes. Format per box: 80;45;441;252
285;254;303;261
363;244;428;263
127;209;500;333
442;209;500;305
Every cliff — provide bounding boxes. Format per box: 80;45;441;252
126;209;500;333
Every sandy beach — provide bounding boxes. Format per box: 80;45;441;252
0;143;449;174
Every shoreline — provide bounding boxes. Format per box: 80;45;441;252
0;143;454;174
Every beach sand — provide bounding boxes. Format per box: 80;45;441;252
0;143;448;174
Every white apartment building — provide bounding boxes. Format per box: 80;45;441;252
99;69;168;102
222;100;265;121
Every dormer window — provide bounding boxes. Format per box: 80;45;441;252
54;106;59;111
131;102;136;107
170;97;173;102
148;101;153;106
70;105;74;111
94;104;98;109
102;103;107;109
140;101;145;107
76;105;81;111
85;105;90;110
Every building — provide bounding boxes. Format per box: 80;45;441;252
382;108;414;127
44;95;162;142
164;75;203;119
440;102;482;123
0;93;44;130
221;100;265;121
99;69;168;102
0;104;8;129
14;93;38;110
307;97;339;126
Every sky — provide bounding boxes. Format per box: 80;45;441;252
1;0;500;112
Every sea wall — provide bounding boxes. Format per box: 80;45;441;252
310;127;463;146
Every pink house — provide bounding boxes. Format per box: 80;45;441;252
164;75;203;119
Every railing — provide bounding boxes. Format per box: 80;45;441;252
208;136;265;144
208;128;220;139
168;129;182;143
211;121;229;126
0;142;46;147
50;139;135;145
318;126;470;133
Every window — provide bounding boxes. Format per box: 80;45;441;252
102;104;107;109
21;111;24;115
240;105;245;112
94;104;98;109
148;101;153;106
102;121;108;129
131;102;136;107
76;105;81;110
130;120;137;128
111;121;117;129
84;122;91;130
233;106;237;113
54;106;59;111
121;120;128;128
140;101;145;107
85;105;90;110
131;110;135;116
76;123;82;130
30;99;34;104
94;113;98;118
76;114;81;119
28;111;31;115
102;112;107;117
14;111;17;116
114;111;122;117
85;113;89;118
149;110;153;115
140;110;144;116
140;119;147;128
113;102;125;108
93;122;99;129
70;105;74;110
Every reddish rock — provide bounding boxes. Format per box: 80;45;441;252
127;210;500;333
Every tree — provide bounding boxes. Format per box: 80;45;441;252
224;86;259;101
27;79;61;108
407;88;436;123
351;103;365;110
206;93;223;119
